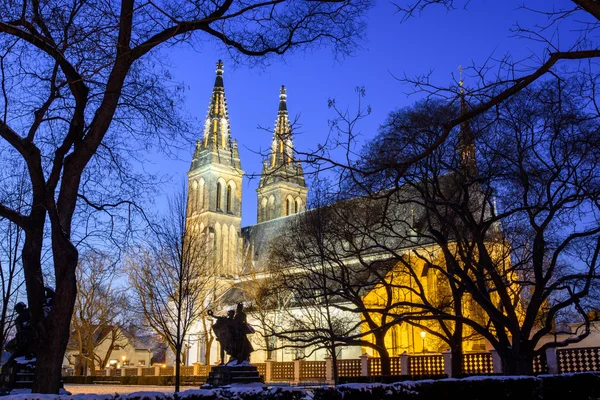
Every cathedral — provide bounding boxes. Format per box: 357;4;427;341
185;61;509;366
185;61;311;364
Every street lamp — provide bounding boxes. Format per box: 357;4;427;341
420;331;426;354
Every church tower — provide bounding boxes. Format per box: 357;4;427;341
257;86;308;223
458;66;477;175
187;60;243;277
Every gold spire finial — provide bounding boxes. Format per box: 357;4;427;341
216;60;224;73
458;65;464;94
280;85;286;95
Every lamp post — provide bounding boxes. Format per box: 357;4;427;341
420;331;426;354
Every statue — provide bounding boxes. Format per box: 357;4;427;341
4;302;35;361
1;288;57;392
208;303;255;365
205;303;262;386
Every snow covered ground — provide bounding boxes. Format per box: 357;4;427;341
64;385;198;395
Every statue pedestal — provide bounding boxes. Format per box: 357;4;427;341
1;357;35;391
206;364;264;387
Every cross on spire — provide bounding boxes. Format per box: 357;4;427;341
279;85;287;112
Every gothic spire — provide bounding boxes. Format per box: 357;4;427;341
270;85;294;168
457;66;476;173
259;86;306;189
189;60;241;171
203;59;231;150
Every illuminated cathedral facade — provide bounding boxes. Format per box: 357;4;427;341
185;61;498;366
186;60;307;280
185;61;310;364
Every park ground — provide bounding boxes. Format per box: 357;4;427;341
65;384;198;395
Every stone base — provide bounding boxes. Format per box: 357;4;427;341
0;357;35;390
205;364;264;387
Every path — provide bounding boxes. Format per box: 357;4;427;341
65;384;198;395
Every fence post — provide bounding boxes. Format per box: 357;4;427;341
137;366;143;376
325;357;333;384
105;368;111;377
360;353;369;377
443;350;453;377
293;359;302;384
545;347;559;374
265;359;273;383
490;350;503;374
400;352;409;376
193;362;201;376
121;367;126;377
155;365;161;376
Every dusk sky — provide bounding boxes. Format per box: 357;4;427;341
153;0;581;227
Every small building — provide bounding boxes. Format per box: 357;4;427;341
64;326;153;375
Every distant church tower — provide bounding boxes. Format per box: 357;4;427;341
187;60;243;277
458;67;477;176
257;86;308;223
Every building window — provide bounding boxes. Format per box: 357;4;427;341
295;199;300;214
226;185;232;213
216;182;222;210
286;198;291;216
138;360;146;366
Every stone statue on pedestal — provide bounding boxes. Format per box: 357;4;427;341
205;303;262;387
1;288;55;392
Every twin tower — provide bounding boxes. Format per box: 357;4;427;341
186;61;308;277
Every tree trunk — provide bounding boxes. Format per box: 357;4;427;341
175;343;181;393
501;350;534;375
450;323;463;377
204;336;213;365
30;225;78;393
330;345;339;386
450;342;463;377
374;332;391;377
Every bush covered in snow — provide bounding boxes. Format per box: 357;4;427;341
8;373;600;400
312;373;600;400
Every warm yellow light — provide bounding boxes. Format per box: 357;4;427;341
420;331;426;339
121;355;126;361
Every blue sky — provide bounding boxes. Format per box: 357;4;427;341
153;0;579;227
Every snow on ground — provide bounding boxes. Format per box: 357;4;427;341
64;385;198;395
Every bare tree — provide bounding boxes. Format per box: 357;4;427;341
238;264;283;363
346;77;600;374
70;252;129;375
0;0;370;392
128;187;215;392
0;167;27;352
268;189;407;377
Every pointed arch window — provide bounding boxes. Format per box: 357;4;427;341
216;182;222;210
226;185;232;213
295;199;300;214
286;198;291;216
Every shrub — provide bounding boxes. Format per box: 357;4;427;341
314;384;413;400
396;376;543;400
179;387;305;400
539;373;600;400
116;393;173;400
